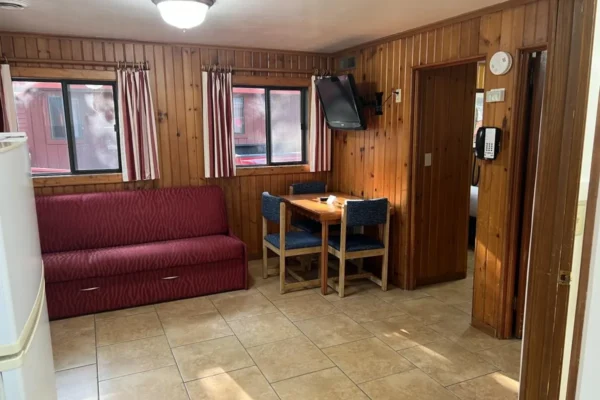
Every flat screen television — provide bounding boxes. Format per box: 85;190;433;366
315;74;366;130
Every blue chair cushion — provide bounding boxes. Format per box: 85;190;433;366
265;232;322;250
328;234;385;252
262;192;282;223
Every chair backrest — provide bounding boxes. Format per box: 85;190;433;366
345;198;389;227
289;181;327;195
262;192;283;223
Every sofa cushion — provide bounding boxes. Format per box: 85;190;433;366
44;235;244;283
36;186;229;253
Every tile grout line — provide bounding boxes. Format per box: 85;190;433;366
397;342;502;390
54;361;97;374
58;261;509;399
315;277;498;397
93;306;156;322
154;307;190;399
96;364;180;386
94;315;100;399
444;370;506;390
95;332;166;349
207;290;282;400
276;297;375;400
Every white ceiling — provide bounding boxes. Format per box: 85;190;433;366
0;0;507;53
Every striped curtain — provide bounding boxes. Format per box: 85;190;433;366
0;64;18;133
117;69;160;182
309;76;331;172
202;70;235;178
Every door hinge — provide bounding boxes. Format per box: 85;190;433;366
558;270;572;286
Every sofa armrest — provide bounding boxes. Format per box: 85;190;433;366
228;229;249;290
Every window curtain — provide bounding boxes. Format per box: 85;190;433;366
0;64;18;133
117;69;160;182
202;70;235;178
309;76;331;172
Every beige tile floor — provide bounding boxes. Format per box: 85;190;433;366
53;254;521;400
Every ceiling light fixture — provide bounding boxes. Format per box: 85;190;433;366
152;0;214;30
0;0;28;10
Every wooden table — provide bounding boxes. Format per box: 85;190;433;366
280;192;363;295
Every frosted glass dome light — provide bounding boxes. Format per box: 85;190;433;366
153;0;213;30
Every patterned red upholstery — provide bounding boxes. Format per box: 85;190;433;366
36;186;229;253
46;259;246;320
36;186;247;320
44;235;245;283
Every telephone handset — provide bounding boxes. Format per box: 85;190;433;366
474;127;502;160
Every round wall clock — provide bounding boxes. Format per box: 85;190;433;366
489;51;513;76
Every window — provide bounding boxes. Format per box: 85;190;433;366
48;95;67;139
12;80;120;176
48;96;83;140
232;86;306;167
233;95;245;134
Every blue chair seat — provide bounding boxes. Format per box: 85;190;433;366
265;232;322;250
328;234;384;252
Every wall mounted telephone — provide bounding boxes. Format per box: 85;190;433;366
474;127;502;160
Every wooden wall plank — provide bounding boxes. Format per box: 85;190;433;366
329;1;549;336
5;32;331;258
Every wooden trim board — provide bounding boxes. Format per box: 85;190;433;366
236;165;310;177
232;75;310;87
33;174;123;188
0;30;330;58
11;67;116;80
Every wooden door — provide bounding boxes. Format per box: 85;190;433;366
514;51;547;338
414;63;477;286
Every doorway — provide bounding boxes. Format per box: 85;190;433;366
409;51;548;396
412;61;479;287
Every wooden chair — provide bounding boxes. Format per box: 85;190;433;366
327;198;390;297
289;181;328;234
262;192;323;294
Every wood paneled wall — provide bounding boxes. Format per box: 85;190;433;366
331;0;549;334
0;33;330;258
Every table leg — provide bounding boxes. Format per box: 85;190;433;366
321;221;329;295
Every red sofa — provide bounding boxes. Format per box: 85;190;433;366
35;186;247;320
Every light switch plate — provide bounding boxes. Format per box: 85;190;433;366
424;153;432;167
486;89;506;103
395;89;402;103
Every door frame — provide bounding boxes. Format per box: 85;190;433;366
520;0;597;397
498;45;547;340
565;88;600;398
408;57;485;290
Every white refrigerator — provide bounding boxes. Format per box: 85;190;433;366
0;134;56;400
